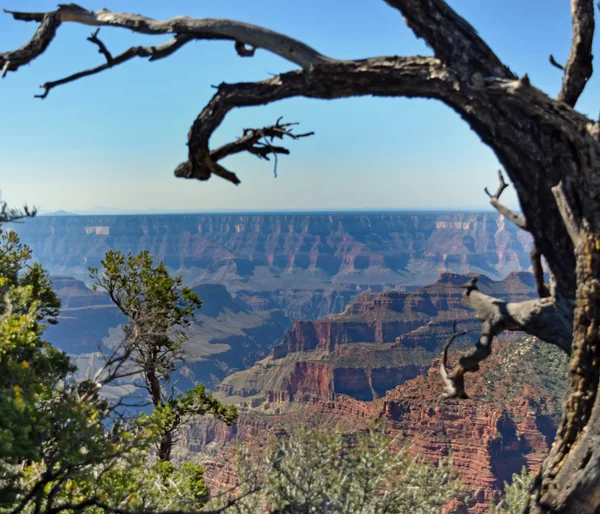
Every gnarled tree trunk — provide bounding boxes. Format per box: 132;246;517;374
2;1;600;511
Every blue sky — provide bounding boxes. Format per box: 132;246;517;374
1;0;598;213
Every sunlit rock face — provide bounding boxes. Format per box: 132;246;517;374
189;336;567;514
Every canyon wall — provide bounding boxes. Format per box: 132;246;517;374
16;212;532;319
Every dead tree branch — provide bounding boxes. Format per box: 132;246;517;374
383;0;516;78
35;34;193;99
0;9;61;76
1;5;454;184
1;3;333;73
440;321;468;400
87;29;113;62
549;54;565;71
485;170;528;230
552;181;583;244
207;118;314;180
173;56;453;184
212;119;314;162
558;0;595;107
484;170;553;298
439;277;572;399
531;245;551;298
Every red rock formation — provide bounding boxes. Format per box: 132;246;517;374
220;272;540;404
193;338;566;513
288;362;333;399
272;272;539;360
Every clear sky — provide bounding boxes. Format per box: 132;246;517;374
1;0;599;214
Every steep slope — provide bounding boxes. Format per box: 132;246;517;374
216;272;540;403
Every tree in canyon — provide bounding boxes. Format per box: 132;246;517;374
90;250;237;461
1;1;599;511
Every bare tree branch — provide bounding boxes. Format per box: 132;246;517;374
1;4;333;73
552;181;582;244
557;0;595;107
531;245;551;298
440;321;468;400
440;277;572;400
0;9;61;76
1;5;456;184
175;56;455;184
35;34;193;99
483;171;553;298
211;119;314;163
485;170;528;230
87;28;113;63
549;54;565;71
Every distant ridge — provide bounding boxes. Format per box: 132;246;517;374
40;210;78;216
41;207;512;216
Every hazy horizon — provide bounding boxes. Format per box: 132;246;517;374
37;206;504;216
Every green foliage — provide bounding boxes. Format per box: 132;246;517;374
0;236;215;512
490;467;535;514
208;425;463;513
90;250;202;392
0;228;60;327
153;384;237;436
479;336;567;412
40;442;210;513
89;249;202;336
0;229;68;508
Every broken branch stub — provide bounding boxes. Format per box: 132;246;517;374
485;170;527;230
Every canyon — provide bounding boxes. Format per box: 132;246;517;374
176;272;565;512
182;336;567;512
15;212;562;511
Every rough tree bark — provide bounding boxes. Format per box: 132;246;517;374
2;1;600;511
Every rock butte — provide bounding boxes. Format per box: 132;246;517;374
182;274;565;513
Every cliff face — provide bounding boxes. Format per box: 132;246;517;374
14;213;532;319
217;272;539;403
185;338;568;513
273;272;539;359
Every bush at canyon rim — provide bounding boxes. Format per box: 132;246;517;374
206;424;464;513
